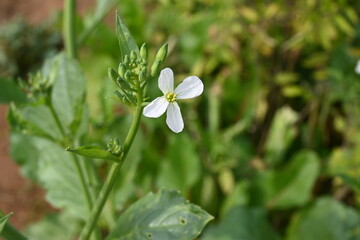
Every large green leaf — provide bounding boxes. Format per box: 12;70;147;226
286;197;360;240
16;104;63;140
202;206;280;240
38;137;89;219
251;150;320;209
106;189;213;240
157;133;201;193
0;78;26;103
116;12;139;61
10;133;89;220
48;54;86;136
25;212;80;240
10;133;41;181
8;54;87;139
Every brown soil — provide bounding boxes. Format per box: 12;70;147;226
0;0;96;24
0;105;54;230
0;0;96;231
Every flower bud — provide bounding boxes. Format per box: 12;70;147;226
117;78;131;91
124;70;131;81
114;90;129;105
124;55;129;64
139;69;147;82
155;43;168;63
130;50;137;61
118;63;126;78
151;60;162;77
108;68;119;84
140;43;148;60
107;138;122;156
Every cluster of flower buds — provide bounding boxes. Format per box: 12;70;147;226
21;72;53;99
108;43;168;107
107;137;122;157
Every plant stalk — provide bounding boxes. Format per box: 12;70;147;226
64;0;77;58
79;94;144;240
47;102;100;240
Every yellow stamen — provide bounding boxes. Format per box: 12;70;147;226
166;92;177;102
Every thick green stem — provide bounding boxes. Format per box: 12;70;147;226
64;0;77;58
79;96;144;240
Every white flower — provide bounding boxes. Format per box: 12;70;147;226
143;68;204;133
356;60;360;74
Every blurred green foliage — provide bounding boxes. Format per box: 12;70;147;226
2;0;360;239
0;19;61;79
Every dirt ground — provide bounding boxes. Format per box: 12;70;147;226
0;0;95;24
0;0;96;231
0;105;53;230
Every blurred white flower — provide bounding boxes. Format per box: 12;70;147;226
356;60;360;74
143;68;204;133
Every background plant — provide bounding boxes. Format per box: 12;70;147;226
1;0;360;239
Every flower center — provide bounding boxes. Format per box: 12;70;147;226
165;92;177;102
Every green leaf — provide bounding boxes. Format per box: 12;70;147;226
25;212;80;240
106;189;213;240
47;54;86;136
202;206;280;240
286;197;360;240
252;150;320;209
67;145;119;162
10;133;90;220
116;12;139;61
338;174;360;195
157;133;201;193
10;133;41;181
264;106;298;166
0;213;12;234
15;104;63;140
0;78;26;103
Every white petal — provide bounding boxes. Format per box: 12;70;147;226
166;102;184;133
143;97;169;118
356;60;360;74
174;76;204;99
158;68;174;94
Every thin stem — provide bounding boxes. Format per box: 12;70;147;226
79;94;144;240
47;102;99;239
208;82;220;135
77;0;118;46
64;0;77;58
72;154;94;211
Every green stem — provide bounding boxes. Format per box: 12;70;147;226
64;0;77;58
72;154;94;211
47;102;99;239
208;83;220;135
79;96;144;240
77;0;118;46
48;102;94;209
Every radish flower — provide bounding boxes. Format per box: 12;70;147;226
356;60;360;74
143;68;204;133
